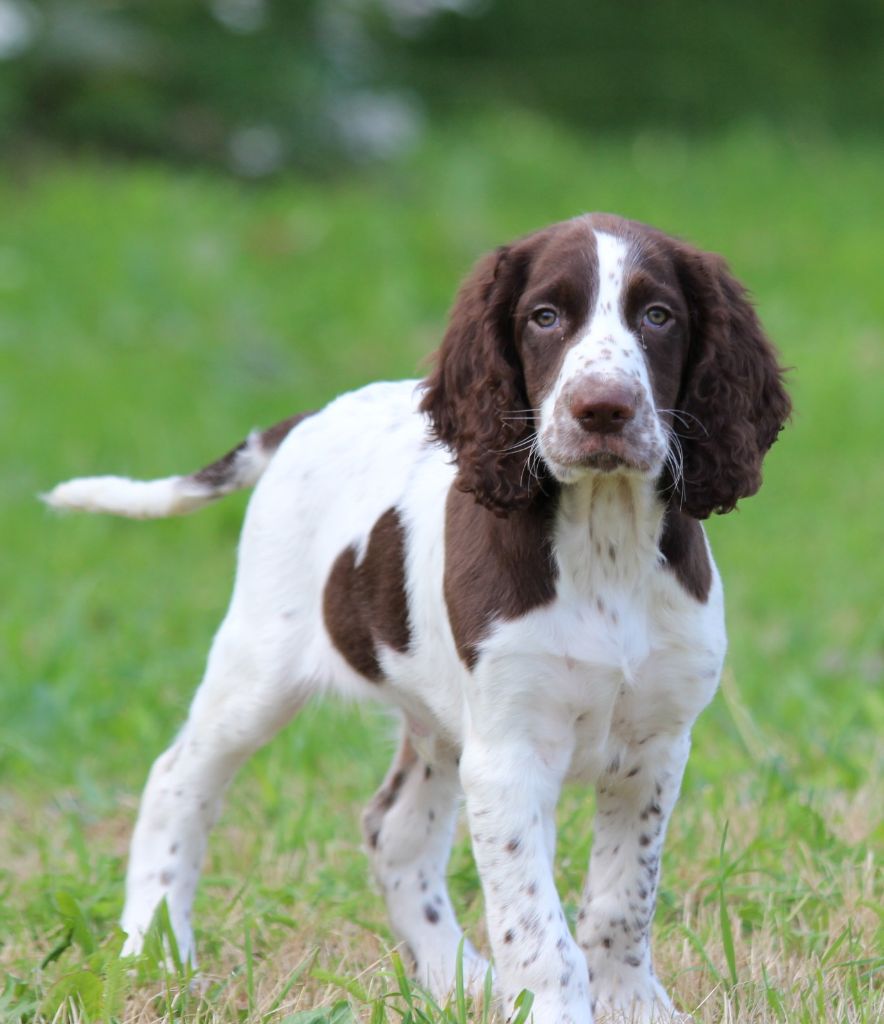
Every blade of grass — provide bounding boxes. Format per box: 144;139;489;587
245;922;256;1018
265;950;319;1018
312;967;369;1003
509;989;534;1024
718;823;739;992
455;937;466;1024
481;963;494;1024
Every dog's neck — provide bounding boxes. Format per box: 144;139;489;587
552;473;665;597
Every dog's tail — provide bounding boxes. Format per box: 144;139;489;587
42;413;310;519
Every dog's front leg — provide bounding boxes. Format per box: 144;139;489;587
576;731;692;1023
460;723;592;1024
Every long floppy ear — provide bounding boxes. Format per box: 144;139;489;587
674;248;791;519
420;243;543;514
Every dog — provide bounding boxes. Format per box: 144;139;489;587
46;213;790;1023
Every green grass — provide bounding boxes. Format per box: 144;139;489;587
1;115;881;1022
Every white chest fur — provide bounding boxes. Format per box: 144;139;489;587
478;475;725;784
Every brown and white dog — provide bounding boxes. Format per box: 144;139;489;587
46;214;790;1023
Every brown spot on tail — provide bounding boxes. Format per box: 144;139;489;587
192;412;312;489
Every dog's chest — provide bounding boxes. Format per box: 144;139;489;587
540;502;722;779
541;585;716;784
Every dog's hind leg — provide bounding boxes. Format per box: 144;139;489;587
363;730;489;1001
120;612;308;961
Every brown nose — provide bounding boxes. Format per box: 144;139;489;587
569;384;637;435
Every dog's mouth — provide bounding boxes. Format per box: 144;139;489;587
570;434;655;475
542;439;658;482
581;450;631;472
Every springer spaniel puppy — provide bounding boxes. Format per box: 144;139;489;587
46;214;790;1023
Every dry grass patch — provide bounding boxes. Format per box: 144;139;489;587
2;768;879;1022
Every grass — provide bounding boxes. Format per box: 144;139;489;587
0;114;881;1021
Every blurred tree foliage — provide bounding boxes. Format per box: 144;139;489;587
0;0;881;176
385;0;884;135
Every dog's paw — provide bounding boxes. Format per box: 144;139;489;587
591;976;689;1023
414;943;491;1006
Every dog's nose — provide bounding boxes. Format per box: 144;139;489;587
569;384;637;435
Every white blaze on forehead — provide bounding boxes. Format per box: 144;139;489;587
541;230;649;419
590;230;630;341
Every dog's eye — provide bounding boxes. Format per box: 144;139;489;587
644;306;670;327
532;308;559;329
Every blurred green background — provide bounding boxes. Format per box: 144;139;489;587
0;4;881;1021
1;0;883;174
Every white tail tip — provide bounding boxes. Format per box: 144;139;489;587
42;475;215;519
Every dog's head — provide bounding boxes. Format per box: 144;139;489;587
420;214;791;518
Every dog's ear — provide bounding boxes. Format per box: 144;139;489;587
673;247;791;519
420;243;544;515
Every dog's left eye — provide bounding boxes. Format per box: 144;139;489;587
643;306;670;327
532;308;559;328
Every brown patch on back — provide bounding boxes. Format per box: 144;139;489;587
659;509;712;602
323;507;412;681
444;486;559;668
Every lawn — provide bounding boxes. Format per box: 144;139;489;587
1;116;881;1022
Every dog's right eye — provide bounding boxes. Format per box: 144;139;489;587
532;308;559;329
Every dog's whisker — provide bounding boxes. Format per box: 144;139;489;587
516;434;546;491
663;426;687;505
491;434;540;455
658;408;709;436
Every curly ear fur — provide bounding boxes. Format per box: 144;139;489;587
420;244;546;514
674;248;791;519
